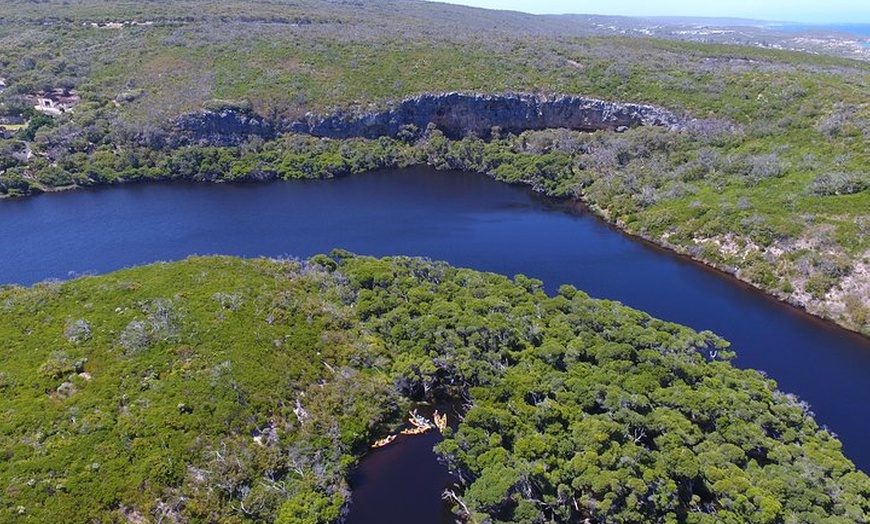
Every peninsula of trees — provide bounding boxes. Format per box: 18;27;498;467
0;254;867;522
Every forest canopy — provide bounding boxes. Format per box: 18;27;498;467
0;0;866;334
0;255;866;522
0;1;868;519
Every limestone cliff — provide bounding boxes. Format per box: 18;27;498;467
173;107;275;147
173;93;682;145
291;92;681;139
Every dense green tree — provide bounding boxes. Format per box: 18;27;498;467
0;254;867;522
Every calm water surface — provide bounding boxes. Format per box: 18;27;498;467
773;23;870;36
2;167;869;520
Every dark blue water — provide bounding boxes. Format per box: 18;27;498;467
2;167;869;520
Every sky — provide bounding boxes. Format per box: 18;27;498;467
427;0;869;24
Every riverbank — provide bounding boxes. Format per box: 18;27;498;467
510;168;868;339
2;144;867;339
2;89;868;335
574;199;870;339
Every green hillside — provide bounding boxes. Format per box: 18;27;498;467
1;2;869;522
0;0;867;333
0;255;867;523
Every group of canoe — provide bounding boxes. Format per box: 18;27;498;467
370;409;449;448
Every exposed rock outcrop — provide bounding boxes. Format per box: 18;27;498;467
173;108;275;147
291;92;682;140
172;93;682;146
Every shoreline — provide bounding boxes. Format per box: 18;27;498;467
567;199;870;342
2;167;867;340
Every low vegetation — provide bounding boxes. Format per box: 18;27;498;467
0;254;867;523
0;3;868;518
0;0;867;334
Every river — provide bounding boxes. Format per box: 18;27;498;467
2;166;869;521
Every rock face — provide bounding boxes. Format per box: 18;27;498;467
173;108;275;147
173;93;682;145
291;92;682;139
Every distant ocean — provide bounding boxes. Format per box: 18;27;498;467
772;23;870;36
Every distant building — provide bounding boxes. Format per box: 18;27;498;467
33;89;80;116
35;96;63;116
0;77;7;92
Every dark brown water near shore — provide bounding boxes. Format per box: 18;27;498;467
345;402;462;524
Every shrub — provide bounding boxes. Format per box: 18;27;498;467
64;318;91;342
807;172;868;196
38;350;75;380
